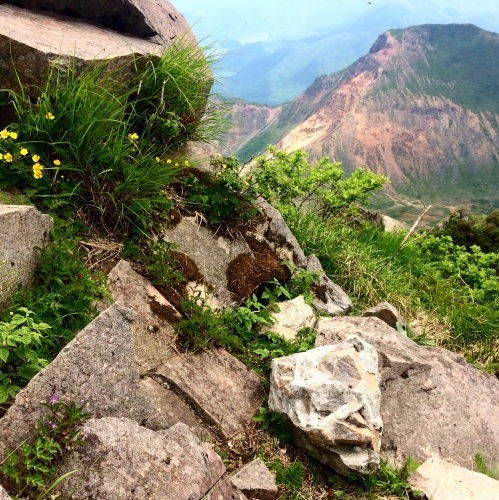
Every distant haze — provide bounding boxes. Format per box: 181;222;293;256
173;0;499;104
174;0;499;45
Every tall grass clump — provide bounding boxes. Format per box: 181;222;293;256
3;41;223;236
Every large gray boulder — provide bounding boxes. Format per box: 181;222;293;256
161;216;289;306
316;316;499;471
55;418;225;500
0;303;153;459
0;205;53;297
269;337;382;476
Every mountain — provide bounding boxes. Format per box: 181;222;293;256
214;1;472;105
228;24;499;210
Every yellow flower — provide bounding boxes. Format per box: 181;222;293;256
45;112;55;120
175;163;179;167
156;157;161;162
9;132;18;140
4;153;13;162
0;130;9;139
244;181;249;186
217;171;222;176
0;154;3;160
184;160;190;166
20;148;28;156
216;153;222;158
166;159;172;164
53;159;61;166
128;133;139;141
33;163;44;179
222;164;227;169
32;154;40;162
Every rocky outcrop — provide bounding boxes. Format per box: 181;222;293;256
408;455;499;499
0;0;194;101
362;301;406;330
55;418;225;500
0;205;53;295
316;316;499;471
269;338;382;476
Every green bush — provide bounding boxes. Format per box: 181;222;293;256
4;42;223;236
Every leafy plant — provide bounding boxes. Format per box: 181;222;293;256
4;221;110;366
396;322;436;347
474;453;499;479
251;146;388;216
0;308;50;403
0;395;91;498
182;154;260;225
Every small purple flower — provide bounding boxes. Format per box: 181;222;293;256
49;392;58;405
48;421;57;429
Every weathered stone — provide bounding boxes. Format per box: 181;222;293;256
0;484;10;500
306;254;353;316
269;295;316;340
362;301;407;330
107;259;180;372
56;418;225;500
255;198;308;268
408;455;499;499
230;458;278;500
0;303;154;459
161;216;289;307
269;338;382;476
6;0;194;43
158;349;265;439
316;316;499;471
138;377;212;441
206;477;248;500
0;4;163;98
0;205;53;294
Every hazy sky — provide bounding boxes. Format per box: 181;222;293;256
174;0;499;45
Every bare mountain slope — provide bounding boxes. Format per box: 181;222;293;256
234;24;499;207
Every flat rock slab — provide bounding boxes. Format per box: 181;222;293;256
316;316;499;471
108;259;180;372
158;349;265;439
230;458;278;500
0;205;52;294
0;484;10;500
269;338;382;476
0;303;154;459
408;455;499;499
0;4;161;96
56;418;225;500
6;0;193;42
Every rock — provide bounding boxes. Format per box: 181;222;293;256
107;259;180;372
161;216;289;306
269;338;382;476
230;458;278;500
316;316;499;471
306;254;353;316
0;303;154;458
255;198;308;268
157;349;265;439
0;4;164;98
408;455;499;499
0;484;10;500
206;478;248;500
269;295;316;340
55;418;225;500
0;205;53;296
362;301;407;330
382;215;406;232
7;0;194;44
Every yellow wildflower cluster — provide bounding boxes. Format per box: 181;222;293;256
45;112;55;120
154;157;190;167
128;132;139;141
33;162;44;179
0;129;17;140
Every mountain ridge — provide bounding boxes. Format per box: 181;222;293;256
225;24;499;210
